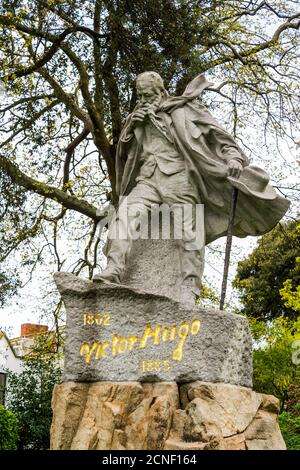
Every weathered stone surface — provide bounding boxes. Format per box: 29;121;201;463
54;272;252;387
50;381;89;450
121;237;182;302
180;381;262;436
244;403;286;451
50;381;286;450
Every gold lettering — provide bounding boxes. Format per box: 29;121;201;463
83;312;112;326
161;327;169;342
83;314;95;325
80;318;202;365
103;314;111;325
95;314;103;325
118;338;128;354
139;325;162;349
112;335;119;355
140;358;171;373
79;342;98;364
169;325;176;341
88;341;112;360
128;336;138;351
191;319;201;335
173;322;190;361
101;341;111;358
95;343;103;359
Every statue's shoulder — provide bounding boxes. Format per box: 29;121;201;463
185;97;207;110
183;98;210;120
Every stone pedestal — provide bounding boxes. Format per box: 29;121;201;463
50;381;286;450
121;238;182;301
108;214;194;303
54;272;252;387
50;271;286;450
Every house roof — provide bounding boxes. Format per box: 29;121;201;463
0;331;23;359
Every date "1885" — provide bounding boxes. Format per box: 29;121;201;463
140;359;171;373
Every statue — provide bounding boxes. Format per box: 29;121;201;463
93;71;290;303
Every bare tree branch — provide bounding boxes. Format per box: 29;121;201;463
0;154;101;220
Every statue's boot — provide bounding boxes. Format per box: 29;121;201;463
93;237;128;284
93;267;121;284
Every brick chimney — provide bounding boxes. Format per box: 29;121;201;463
20;323;48;337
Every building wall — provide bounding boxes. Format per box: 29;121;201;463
0;332;23;405
0;333;23;374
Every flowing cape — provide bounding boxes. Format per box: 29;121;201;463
115;75;290;244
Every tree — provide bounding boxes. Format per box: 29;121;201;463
6;355;62;449
0;1;298;313
278;375;300;450
250;316;300;411
280;256;300;313
0;271;21;307
233;220;300;320
0;406;19;450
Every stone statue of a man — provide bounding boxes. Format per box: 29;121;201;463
93;71;290;302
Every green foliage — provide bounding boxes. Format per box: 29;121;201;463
280;257;300;312
0;270;21;307
200;284;219;304
279;412;300;450
249;316;300;410
6;357;62;450
286;382;300;417
235;220;300;428
0;406;19;450
233;220;300;320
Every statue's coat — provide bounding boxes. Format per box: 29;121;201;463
115;76;290;245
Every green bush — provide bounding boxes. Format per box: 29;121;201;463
0;406;19;450
248;316;300;411
279;412;300;450
6;357;61;450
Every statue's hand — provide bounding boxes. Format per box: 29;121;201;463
131;106;148;125
227;159;243;178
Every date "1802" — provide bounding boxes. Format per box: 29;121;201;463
83;313;111;326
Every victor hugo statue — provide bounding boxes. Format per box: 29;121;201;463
93;71;290;304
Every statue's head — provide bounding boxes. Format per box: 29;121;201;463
136;71;165;108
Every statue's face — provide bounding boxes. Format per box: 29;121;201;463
136;80;162;107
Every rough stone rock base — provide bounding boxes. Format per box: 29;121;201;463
50;381;286;450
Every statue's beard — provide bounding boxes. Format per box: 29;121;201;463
137;93;162;117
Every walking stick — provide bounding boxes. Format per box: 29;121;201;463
219;187;239;310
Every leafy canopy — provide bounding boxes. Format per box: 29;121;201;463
250;316;300;410
0;406;19;450
233;220;300;320
6;355;62;450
